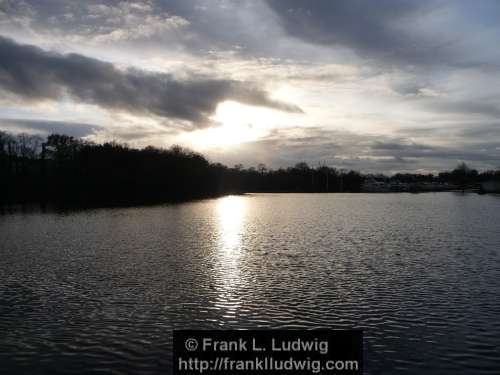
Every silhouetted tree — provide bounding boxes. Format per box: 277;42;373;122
1;131;496;207
449;162;478;191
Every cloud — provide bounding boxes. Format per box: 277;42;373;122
0;118;102;137
0;0;189;45
205;126;500;173
390;77;439;98
67;1;190;44
266;0;438;64
1;1;500;174
430;99;500;118
0;0;285;58
0;36;302;126
265;0;500;70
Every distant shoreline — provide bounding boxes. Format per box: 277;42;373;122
3;190;499;215
2;132;499;208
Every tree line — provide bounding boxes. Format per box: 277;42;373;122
1;131;499;207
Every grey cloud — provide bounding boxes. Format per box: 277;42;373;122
390;77;437;97
206;127;500;173
0;0;284;58
369;140;500;162
0;118;103;137
371;141;433;151
266;0;439;64
397;120;500;151
265;0;500;70
4;0;500;69
0;0;189;44
459;122;500;138
0;36;301;126
149;0;286;57
430;99;500;119
370;135;500;168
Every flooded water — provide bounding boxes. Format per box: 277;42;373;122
1;193;500;374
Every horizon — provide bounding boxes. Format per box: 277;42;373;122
1;1;500;174
1;129;498;177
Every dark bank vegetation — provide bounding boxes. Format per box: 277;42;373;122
1;131;499;207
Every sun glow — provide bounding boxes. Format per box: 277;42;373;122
188;123;260;148
183;101;286;148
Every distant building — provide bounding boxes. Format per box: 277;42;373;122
362;178;453;193
362;179;410;192
480;181;500;193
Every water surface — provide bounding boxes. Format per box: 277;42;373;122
1;193;500;374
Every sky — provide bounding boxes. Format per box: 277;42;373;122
1;0;500;173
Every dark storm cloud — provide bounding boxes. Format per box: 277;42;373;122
0;118;102;137
0;36;301;125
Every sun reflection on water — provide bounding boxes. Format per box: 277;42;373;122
214;195;246;322
217;195;246;253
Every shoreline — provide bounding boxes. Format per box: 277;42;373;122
2;190;499;215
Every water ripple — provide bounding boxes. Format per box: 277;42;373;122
1;193;500;374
